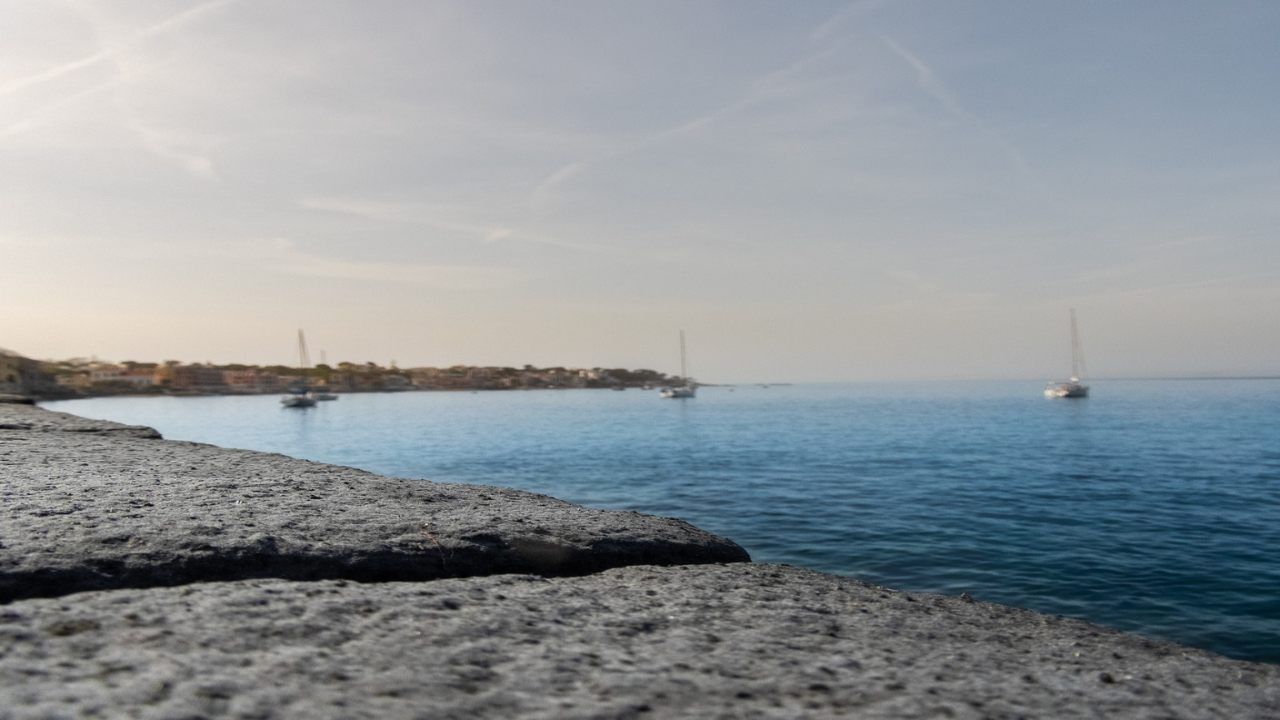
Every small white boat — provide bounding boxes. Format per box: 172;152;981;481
281;392;318;408
316;392;338;401
1044;379;1088;398
660;330;697;399
1045;309;1090;399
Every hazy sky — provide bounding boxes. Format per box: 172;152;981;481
2;1;1277;382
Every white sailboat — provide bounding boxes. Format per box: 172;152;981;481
281;329;318;408
659;330;696;399
1044;309;1090;399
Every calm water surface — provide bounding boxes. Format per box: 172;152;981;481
46;380;1280;662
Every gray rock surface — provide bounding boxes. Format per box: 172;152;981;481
1;406;747;601
4;403;1277;719
2;563;1276;720
0;401;159;437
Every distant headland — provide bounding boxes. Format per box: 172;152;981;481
1;348;681;399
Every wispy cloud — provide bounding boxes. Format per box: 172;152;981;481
256;237;526;290
879;34;1034;179
0;76;121;139
1066;231;1253;290
879;35;976;124
528;162;588;211
283;255;524;290
99;234;530;291
528;1;878;213
120;112;219;178
0;0;235;99
529;40;841;212
1140;234;1222;252
299;197;610;255
0;1;236;177
809;0;887;44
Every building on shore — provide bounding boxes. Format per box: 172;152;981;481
55;372;93;391
222;369;284;393
88;364;157;389
154;364;227;392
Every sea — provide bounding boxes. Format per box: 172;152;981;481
43;379;1280;664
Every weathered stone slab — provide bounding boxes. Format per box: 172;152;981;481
0;402;159;437
0;563;1275;719
0;407;747;601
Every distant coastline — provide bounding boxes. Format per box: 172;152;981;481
10;352;687;400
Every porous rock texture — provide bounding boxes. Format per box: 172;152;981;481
0;403;746;602
2;564;1278;719
2;402;1278;719
0;401;157;437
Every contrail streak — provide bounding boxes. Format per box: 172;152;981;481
0;0;235;99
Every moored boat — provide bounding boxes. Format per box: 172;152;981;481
280;391;318;408
660;330;697;399
1045;309;1090;399
281;330;319;408
1044;379;1088;398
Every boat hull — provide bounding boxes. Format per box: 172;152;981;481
1044;382;1089;399
281;395;318;408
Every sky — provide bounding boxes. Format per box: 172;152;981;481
2;0;1278;382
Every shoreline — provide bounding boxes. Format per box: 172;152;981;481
2;397;1277;717
33;385;700;402
34;375;1280;403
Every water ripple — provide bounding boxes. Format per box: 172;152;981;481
46;378;1280;663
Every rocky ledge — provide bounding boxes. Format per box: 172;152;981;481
0;402;745;602
1;402;1276;719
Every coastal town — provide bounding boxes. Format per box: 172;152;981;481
0;347;680;399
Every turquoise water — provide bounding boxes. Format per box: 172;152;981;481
45;379;1280;663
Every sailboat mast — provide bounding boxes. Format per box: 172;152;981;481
297;329;311;370
679;330;687;382
1069;309;1084;380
